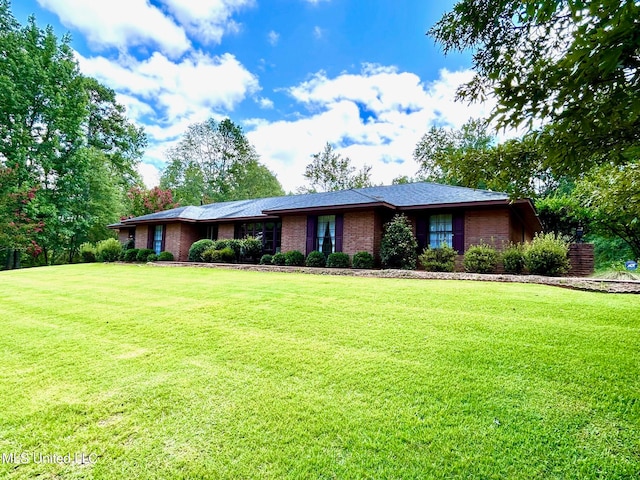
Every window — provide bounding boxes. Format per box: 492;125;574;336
234;221;281;254
305;214;343;255
429;214;453;248
316;215;336;255
153;225;164;254
205;224;218;240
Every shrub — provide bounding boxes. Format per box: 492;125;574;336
419;244;456;272
136;248;155;263
272;252;286;266
241;237;263;263
147;253;158;262
123;248;139;262
259;254;273;265
157;251;174;261
380;214;418;269
327;252;350;268
227;239;242;261
95;238;123;262
463;243;499;274
188;239;215;262
502;243;526;274
212;239;229;250
525;232;570;276
352;251;375;269
79;242;96;263
285;250;305;266
202;247;235;263
305;251;327;267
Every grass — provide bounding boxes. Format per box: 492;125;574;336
0;263;639;479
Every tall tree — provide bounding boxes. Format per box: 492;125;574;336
429;0;640;175
0;2;146;266
160;118;284;205
300;142;373;193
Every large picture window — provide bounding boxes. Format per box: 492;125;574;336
429;214;453;248
234;221;281;254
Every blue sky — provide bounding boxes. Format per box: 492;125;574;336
11;0;492;192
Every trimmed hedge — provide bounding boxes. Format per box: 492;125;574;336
189;239;215;262
502;243;526;274
136;248;155;263
147;253;158;262
272;252;286;266
419;244;456;272
305;251;327;267
463;243;499;274
241;237;263;262
202;247;236;263
327;252;350;268
259;254;273;265
123;248;139;262
157;251;174;261
352;251;374;269
525;233;570;276
285;250;305;266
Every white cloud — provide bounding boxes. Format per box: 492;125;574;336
137;162;161;189
256;97;275;109
76;51;260;137
267;30;280;46
159;0;254;44
313;26;324;39
36;0;190;58
246;65;498;192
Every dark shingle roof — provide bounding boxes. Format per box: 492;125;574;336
119;182;512;225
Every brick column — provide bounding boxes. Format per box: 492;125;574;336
567;243;594;277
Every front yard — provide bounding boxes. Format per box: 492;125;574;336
0;264;638;478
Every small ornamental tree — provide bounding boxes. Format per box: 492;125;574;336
380;214;418;269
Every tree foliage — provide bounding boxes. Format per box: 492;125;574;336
125;186;179;218
429;0;640;174
573;163;640;259
0;2;145;267
160;118;284;205
300;143;373;193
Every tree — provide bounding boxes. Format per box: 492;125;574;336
0;2;146;266
160;118;284;204
413;119;563;197
125;186;179;218
429;1;640;175
380;214;418;270
573;163;640;259
300;143;373;193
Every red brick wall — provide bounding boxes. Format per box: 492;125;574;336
134;225;149;249
343;210;377;256
218;223;235;240
567;243;594;277
281;215;307;253
164;223;200;262
464;209;511;250
117;229;130;244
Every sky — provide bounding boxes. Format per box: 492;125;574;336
10;0;495;193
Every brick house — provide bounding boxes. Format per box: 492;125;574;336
109;182;542;264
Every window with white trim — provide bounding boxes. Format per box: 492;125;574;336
316;215;336;255
429;214;453;248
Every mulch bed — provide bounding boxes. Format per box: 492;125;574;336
150;262;640;294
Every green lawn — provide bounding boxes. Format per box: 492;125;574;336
0;264;638;479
